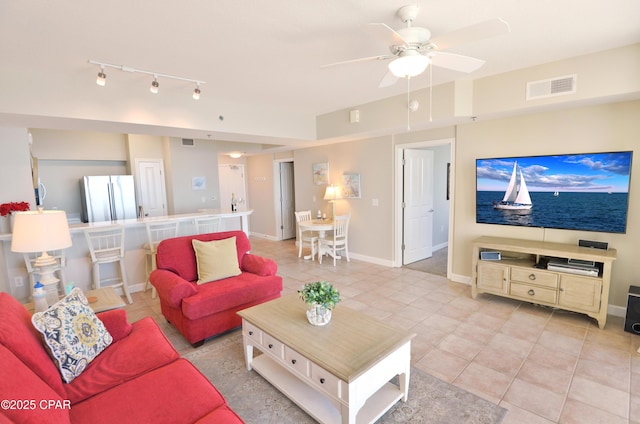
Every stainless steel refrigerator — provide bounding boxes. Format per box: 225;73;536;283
80;175;137;223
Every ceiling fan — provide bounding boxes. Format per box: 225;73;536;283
322;4;510;88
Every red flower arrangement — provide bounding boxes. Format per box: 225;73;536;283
0;201;30;217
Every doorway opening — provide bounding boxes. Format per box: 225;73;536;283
395;138;454;278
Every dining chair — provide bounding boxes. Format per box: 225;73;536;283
195;216;222;234
84;225;133;304
294;210;318;260
143;220;180;298
319;213;350;266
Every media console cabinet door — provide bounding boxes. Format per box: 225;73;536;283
477;261;509;294
559;275;602;312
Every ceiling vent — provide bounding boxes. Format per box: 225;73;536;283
181;138;195;147
526;74;576;100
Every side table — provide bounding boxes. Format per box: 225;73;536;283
24;287;126;314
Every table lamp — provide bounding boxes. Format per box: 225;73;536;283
323;185;342;219
11;208;72;305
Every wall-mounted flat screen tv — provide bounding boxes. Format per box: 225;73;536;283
476;151;633;233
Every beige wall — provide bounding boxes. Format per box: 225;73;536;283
0;127;33;295
452;100;640;307
293;136;395;263
246;154;278;238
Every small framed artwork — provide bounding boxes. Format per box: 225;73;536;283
342;172;361;198
192;176;206;190
313;162;329;185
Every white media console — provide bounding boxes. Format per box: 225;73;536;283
471;236;617;329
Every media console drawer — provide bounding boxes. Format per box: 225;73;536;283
510;268;558;288
510;282;557;304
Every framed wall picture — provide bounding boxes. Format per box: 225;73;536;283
313;162;329;185
342;172;361;198
192;176;206;190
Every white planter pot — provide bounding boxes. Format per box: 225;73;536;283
306;304;332;326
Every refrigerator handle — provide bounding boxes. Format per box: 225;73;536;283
108;182;116;221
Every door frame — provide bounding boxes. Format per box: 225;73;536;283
394;138;455;277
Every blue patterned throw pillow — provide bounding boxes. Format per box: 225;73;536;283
31;287;113;383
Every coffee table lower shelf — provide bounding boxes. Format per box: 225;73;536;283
251;354;403;424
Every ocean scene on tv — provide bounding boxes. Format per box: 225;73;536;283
476;151;633;233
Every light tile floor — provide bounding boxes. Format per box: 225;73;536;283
124;237;640;424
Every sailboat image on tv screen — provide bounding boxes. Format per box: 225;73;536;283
493;162;532;210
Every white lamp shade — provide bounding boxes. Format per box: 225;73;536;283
11;210;72;253
388;52;430;78
324;185;342;201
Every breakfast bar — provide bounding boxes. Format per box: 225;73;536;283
0;209;253;303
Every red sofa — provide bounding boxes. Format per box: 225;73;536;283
150;230;282;347
0;292;243;424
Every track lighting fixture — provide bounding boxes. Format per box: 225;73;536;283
96;66;107;86
89;60;205;98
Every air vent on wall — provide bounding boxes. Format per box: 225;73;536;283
181;138;195;147
526;74;577;100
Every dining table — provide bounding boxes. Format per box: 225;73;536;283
297;219;337;261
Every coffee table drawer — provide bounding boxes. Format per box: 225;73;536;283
262;333;284;359
284;346;309;377
311;362;346;400
243;321;262;344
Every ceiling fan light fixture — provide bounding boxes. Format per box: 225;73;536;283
193;84;201;100
388;53;430;78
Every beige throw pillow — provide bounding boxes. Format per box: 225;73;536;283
192;237;242;284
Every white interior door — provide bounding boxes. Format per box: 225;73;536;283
136;159;167;217
279;162;296;240
403;149;434;265
218;164;247;209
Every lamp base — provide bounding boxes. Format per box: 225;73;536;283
34;252;60;305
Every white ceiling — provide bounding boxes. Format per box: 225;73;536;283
1;1;639;148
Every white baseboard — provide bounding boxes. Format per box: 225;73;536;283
249;232;280;241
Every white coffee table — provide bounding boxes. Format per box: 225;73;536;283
237;294;415;424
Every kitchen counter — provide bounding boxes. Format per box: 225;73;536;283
0;208;253;240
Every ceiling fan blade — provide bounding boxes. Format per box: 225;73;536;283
378;70;399;88
321;54;393;69
364;22;409;46
430;51;486;73
429;17;510;51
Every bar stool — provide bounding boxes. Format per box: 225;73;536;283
194;216;221;234
143;221;180;298
23;250;67;295
84;225;133;304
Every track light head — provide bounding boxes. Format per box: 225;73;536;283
193;85;201;100
96;67;106;86
150;77;159;94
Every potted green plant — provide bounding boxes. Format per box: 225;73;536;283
298;281;341;326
